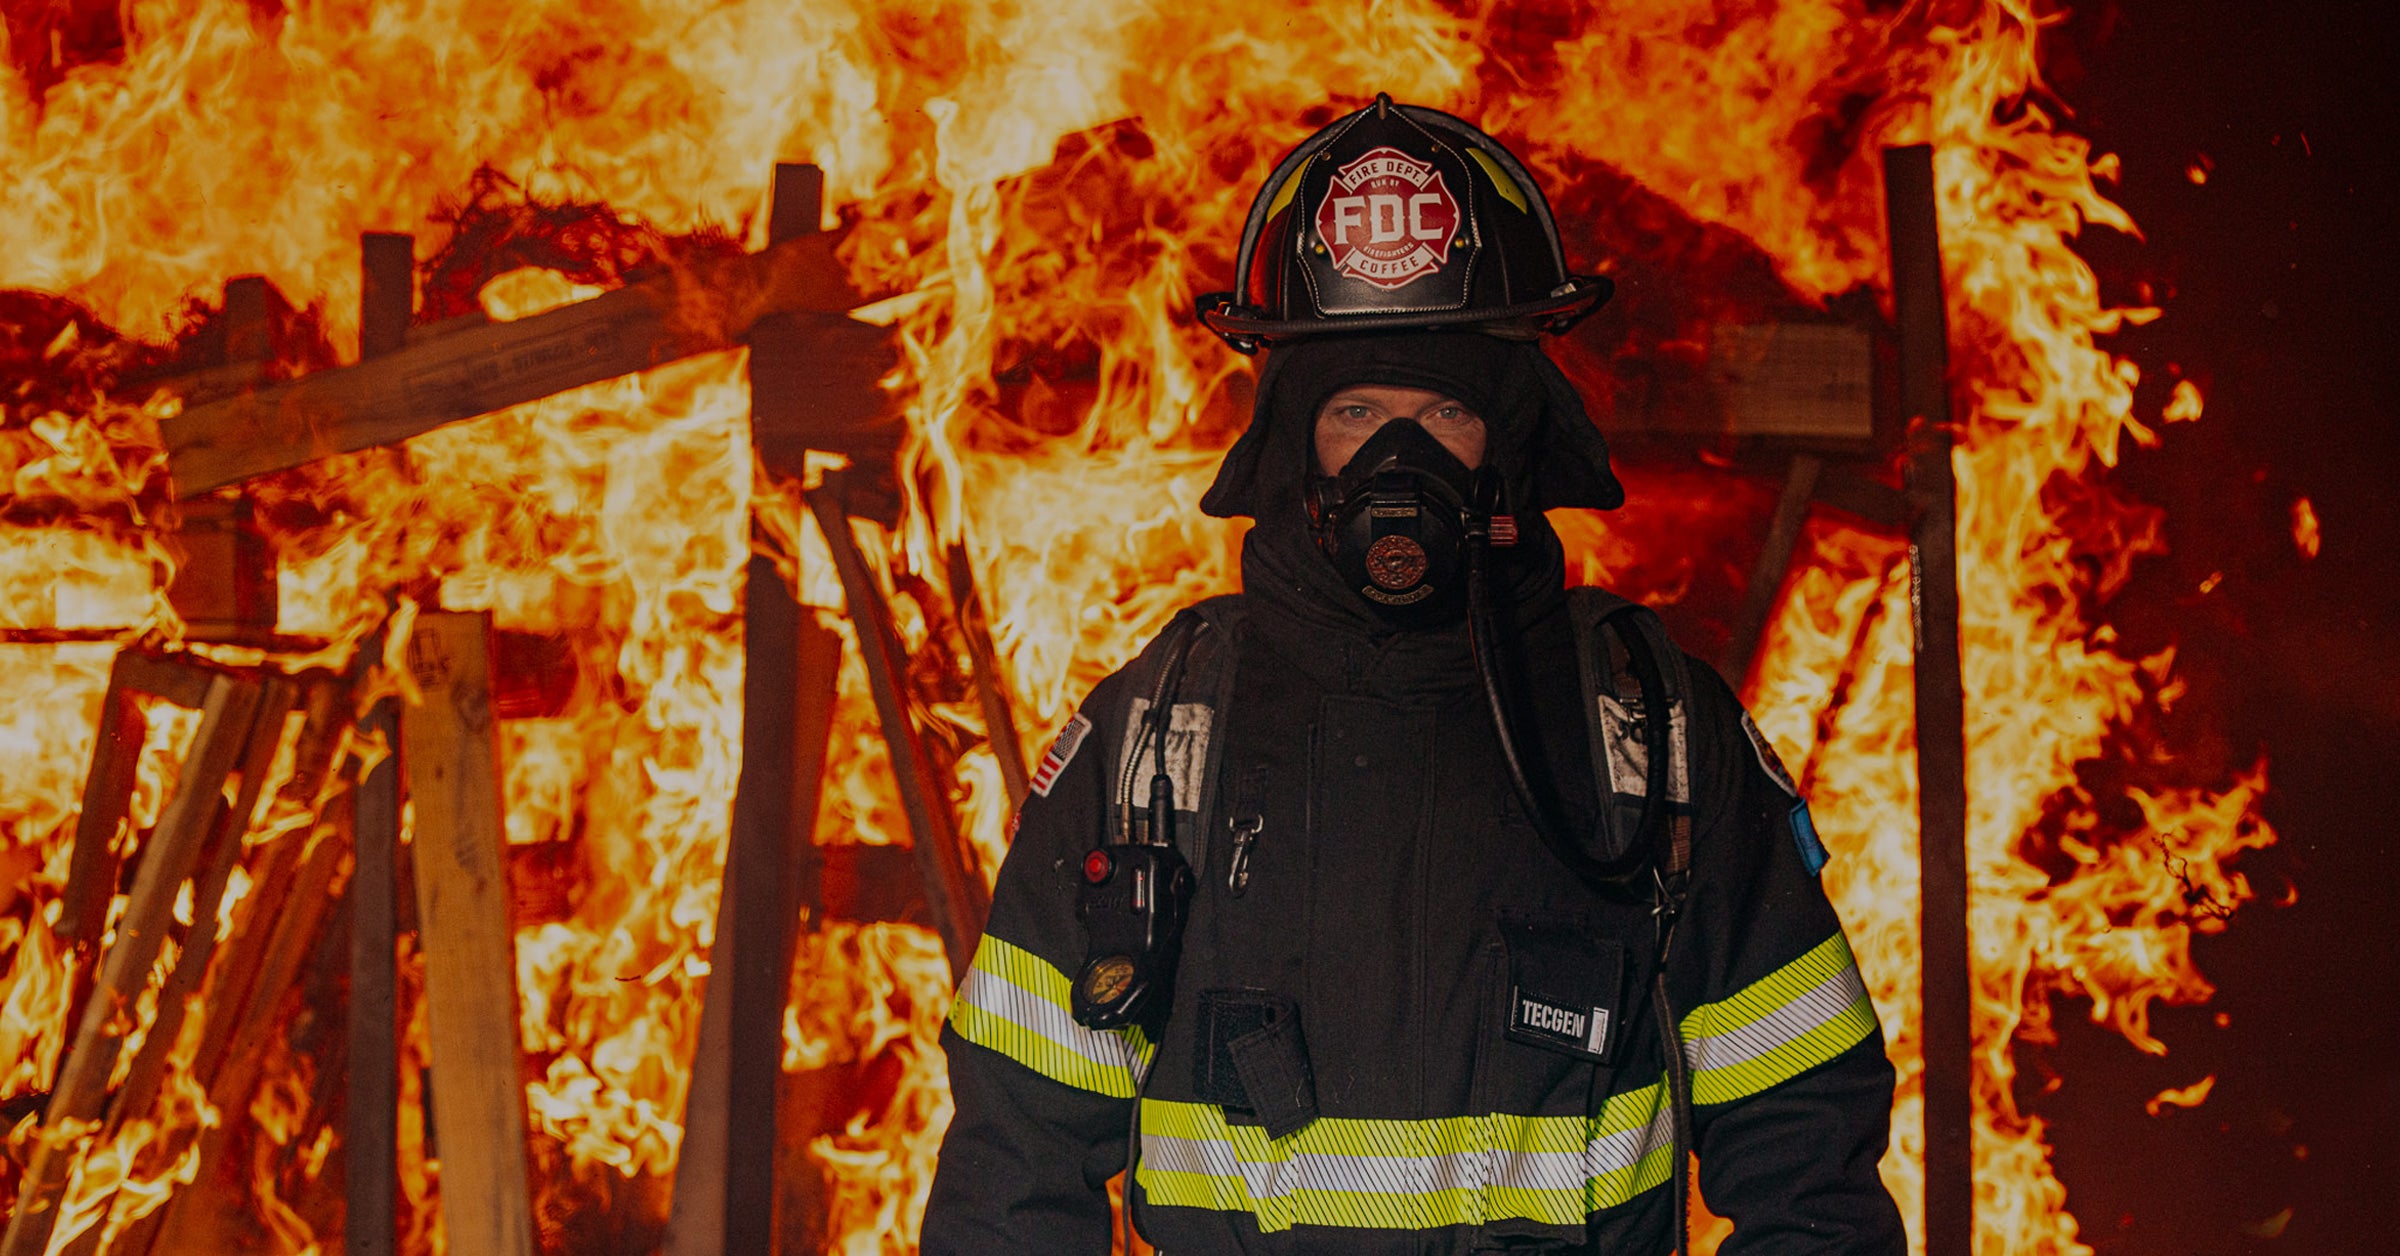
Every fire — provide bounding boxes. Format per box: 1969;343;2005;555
0;2;2275;1255
2290;497;2320;558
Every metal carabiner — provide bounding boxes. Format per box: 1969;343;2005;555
1227;814;1263;895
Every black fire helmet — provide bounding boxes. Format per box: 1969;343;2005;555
1197;93;1611;352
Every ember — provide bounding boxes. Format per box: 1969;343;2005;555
0;2;2278;1255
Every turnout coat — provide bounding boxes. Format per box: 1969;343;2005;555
922;581;1906;1254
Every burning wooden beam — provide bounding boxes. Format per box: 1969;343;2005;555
53;651;208;949
948;543;1031;809
157;223;892;501
1884;142;1973;1256
665;568;844;1256
120;759;353;1256
1610;319;1878;449
399;612;537;1256
51;675;302;1256
807;476;990;981
1;669;267;1256
1717;453;1824;685
671;163;890;1256
347;228;413;1256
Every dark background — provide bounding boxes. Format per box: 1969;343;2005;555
2032;1;2398;1252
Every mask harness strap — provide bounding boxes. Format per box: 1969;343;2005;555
1464;524;1693;1254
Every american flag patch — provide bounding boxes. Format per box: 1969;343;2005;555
1029;713;1092;798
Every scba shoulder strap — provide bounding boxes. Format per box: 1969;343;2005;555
1567;587;1700;1256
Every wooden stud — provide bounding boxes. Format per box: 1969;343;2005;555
118;778;352;1256
806;479;987;981
0;673;264;1256
220;277;272;365
56;655;151;947
948;543;1030;810
1717;453;1822;687
55;676;298;1256
99;678;296;1128
349;231;413;1256
668;164;850;1256
1812;462;1910;532
399;611;537;1256
768;610;846;1253
1884;142;1973;1256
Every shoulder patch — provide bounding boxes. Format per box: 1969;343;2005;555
1740;712;1800;798
1788;802;1830;877
1029;713;1093;798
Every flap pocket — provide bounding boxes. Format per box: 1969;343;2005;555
1193;988;1318;1139
1500;915;1628;1066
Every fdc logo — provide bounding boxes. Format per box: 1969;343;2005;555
1313;146;1461;289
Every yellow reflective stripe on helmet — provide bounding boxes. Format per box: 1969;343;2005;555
1136;1083;1673;1233
1679;931;1879;1106
1467;147;1529;213
947;933;1153;1098
1263;158;1311;222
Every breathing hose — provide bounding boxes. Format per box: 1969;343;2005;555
1462;529;1668;894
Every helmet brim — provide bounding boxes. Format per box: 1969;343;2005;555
1203;275;1612;349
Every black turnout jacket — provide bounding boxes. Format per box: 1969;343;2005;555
924;586;1903;1252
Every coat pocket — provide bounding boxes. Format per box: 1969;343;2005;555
1192;987;1318;1140
1499;914;1630;1067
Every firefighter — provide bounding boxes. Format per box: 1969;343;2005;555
922;95;1905;1255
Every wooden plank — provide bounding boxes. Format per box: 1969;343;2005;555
785;612;842;937
1813;461;1910;531
56;677;297;1256
813;844;930;928
160;225;887;500
360;233;415;359
947;544;1029;810
168;492;279;643
1708;322;1874;443
1717;453;1822;686
58;651;222;949
349;232;412;1256
806;479;986;980
668;165;847;1256
1615;320;1876;449
0;672;264;1256
400;611;536;1256
96;677;297;1136
113;652;218;711
349;690;402;1256
220;276;272;364
56;654;149;945
724;554;806;1256
1884;142;1973;1256
117;782;351;1256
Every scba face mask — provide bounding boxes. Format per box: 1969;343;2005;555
1308;418;1498;627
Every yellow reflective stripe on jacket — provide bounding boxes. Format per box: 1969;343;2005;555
947;933;1153;1098
1135;1082;1674;1233
1679;931;1879;1106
